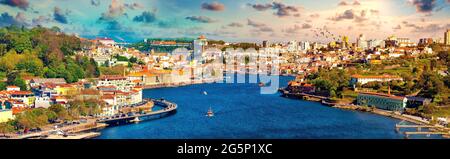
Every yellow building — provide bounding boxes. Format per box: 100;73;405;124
0;110;14;123
55;84;79;96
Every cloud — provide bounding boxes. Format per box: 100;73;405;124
98;20;142;42
413;23;450;32
310;13;320;18
91;0;100;6
133;11;156;23
0;12;28;27
408;0;436;13
247;19;273;32
338;1;349;6
99;0;127;21
247;19;266;27
228;22;243;27
338;1;360;6
247;3;272;11
393;25;402;30
185;16;216;23
272;2;300;17
54;7;68;24
201;2;225;11
301;23;312;29
329;9;369;23
248;2;300;17
32;15;51;26
0;0;29;10
329;9;355;21
125;2;144;10
283;23;312;34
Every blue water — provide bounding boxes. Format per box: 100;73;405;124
97;74;440;139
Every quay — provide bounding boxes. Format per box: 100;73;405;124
13;122;108;139
8;98;178;139
44;132;101;139
96;98;177;125
280;90;330;101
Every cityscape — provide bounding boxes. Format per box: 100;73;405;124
0;0;450;140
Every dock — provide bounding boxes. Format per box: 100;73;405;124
395;124;437;131
395;124;450;139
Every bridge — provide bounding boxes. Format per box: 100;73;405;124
96;98;177;124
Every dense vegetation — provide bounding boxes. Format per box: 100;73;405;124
0;26;100;89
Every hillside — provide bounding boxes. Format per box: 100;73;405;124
0;26;100;90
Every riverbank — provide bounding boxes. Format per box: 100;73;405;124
142;78;223;89
280;89;450;138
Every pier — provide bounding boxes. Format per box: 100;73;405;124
395;124;450;139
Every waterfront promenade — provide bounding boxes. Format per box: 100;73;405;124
5;98;178;139
97;98;177;123
280;87;450;138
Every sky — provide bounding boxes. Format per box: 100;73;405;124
0;0;449;43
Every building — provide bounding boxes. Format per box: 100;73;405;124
96;37;116;46
397;38;415;47
30;78;67;88
193;35;208;62
406;96;432;108
342;36;349;48
262;40;269;48
445;29;450;45
367;39;383;49
0;110;13;123
299;41;310;51
350;74;403;85
357;34;367;50
98;75;135;92
9;91;35;107
357;92;407;111
419;38;433;46
287;40;299;52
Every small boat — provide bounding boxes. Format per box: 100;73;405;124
258;82;265;87
206;107;214;117
131;117;141;122
203;91;208;95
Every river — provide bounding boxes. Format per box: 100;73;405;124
97;74;441;139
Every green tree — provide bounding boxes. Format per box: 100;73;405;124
49;104;70;120
0;82;6;90
129;57;138;63
0;122;15;136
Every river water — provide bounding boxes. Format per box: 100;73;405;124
97;74;441;139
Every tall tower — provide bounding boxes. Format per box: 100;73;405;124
262;40;269;48
356;34;367;49
445;29;450;45
193;35;208;62
342;36;349;48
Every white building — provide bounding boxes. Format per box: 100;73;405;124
350;74;403;85
357;34;368;50
193;35;208;62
